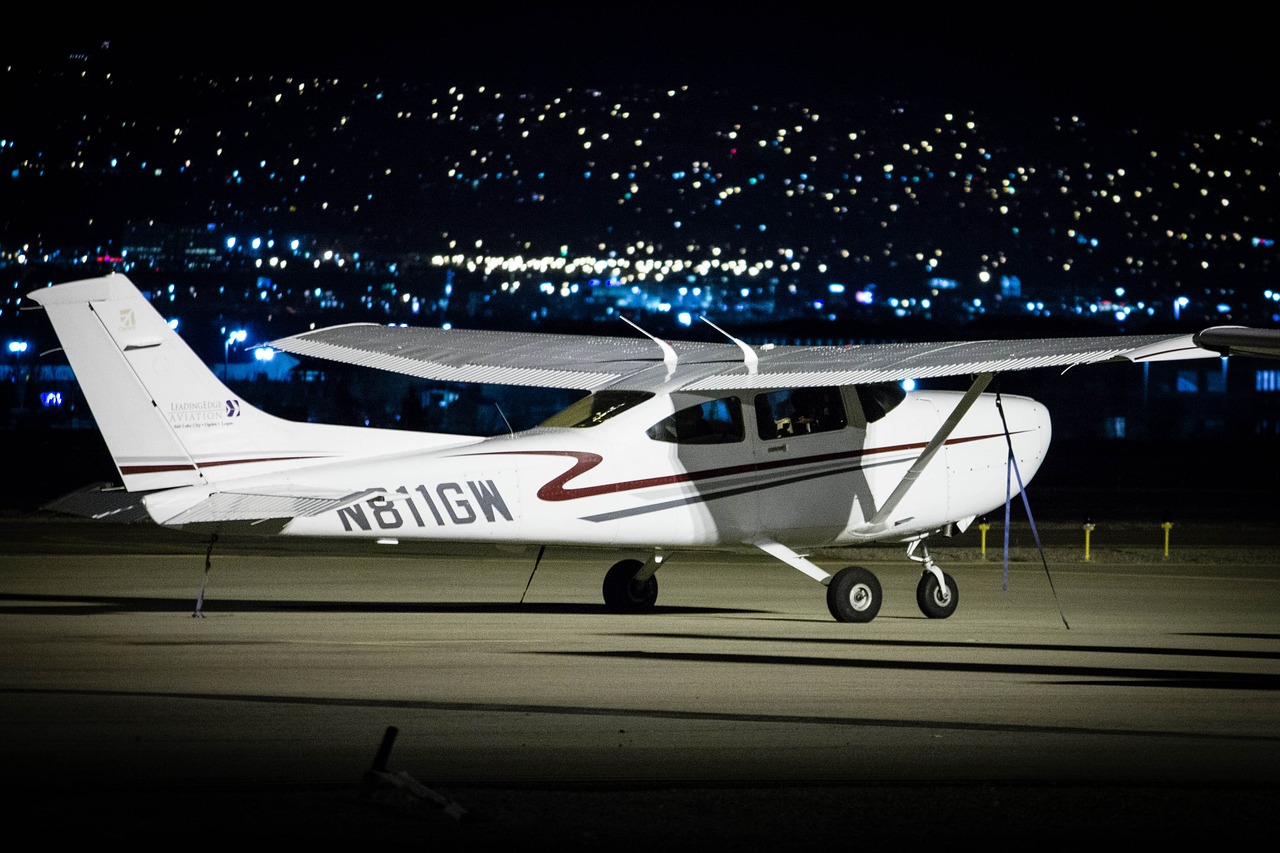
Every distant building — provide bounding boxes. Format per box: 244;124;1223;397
122;223;225;270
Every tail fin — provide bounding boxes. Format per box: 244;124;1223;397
27;274;452;491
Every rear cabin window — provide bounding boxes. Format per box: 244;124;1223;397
647;397;744;444
755;387;847;440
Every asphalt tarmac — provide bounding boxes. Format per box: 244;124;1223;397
2;514;1278;847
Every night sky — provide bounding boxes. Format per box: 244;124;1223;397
6;7;1269;124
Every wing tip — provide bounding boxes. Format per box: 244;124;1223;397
1194;325;1280;359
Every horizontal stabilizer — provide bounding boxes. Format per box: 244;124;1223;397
42;483;151;523
155;488;376;526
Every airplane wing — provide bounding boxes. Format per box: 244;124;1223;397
273;322;1280;392
271;323;736;390
686;331;1210;390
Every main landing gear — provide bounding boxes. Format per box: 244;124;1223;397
598;541;959;623
826;566;882;622
602;557;660;613
826;541;958;623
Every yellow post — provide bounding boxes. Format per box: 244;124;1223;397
1162;521;1173;559
1083;522;1096;562
978;522;990;559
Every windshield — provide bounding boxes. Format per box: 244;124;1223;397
856;382;907;423
538;390;654;428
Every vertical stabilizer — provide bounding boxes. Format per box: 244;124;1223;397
28;275;212;491
27;274;454;492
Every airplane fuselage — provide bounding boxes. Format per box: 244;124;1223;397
148;386;1051;551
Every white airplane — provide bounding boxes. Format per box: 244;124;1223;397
26;273;1280;621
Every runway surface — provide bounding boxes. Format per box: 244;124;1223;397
2;514;1279;846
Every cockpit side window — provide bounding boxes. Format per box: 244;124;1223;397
539;390;654;428
856;383;907;423
647;397;744;444
754;387;847;440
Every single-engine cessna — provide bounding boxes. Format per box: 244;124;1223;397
25;274;1280;621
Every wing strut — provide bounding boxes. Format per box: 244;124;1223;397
860;372;995;534
751;538;833;584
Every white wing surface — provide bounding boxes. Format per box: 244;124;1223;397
273;322;1279;392
272;323;736;390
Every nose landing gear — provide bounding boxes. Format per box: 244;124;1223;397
909;539;958;619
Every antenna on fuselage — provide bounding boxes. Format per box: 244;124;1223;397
620;315;678;379
700;316;758;376
494;403;515;437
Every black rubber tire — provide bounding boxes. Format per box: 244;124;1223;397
916;571;959;619
602;559;658;612
825;566;882;623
